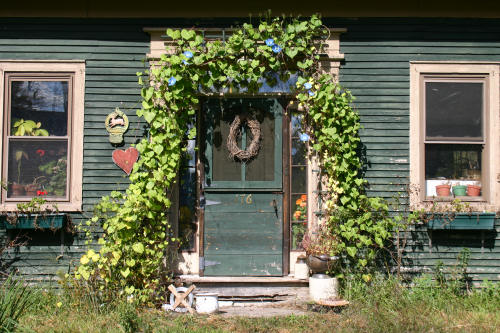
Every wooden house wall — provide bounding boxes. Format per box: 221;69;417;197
333;17;500;283
0;19;150;283
0;17;498;284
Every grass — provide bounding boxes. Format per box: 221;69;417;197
12;276;500;333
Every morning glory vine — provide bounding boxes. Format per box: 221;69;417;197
76;14;393;303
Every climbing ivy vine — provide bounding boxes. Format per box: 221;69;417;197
76;15;394;302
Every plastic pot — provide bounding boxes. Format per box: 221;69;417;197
452;185;467;196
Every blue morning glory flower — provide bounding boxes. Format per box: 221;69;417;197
182;60;189;65
272;45;282;53
265;38;275;46
183;50;193;58
291;147;297;156
168;77;176;86
304;82;312;90
308;91;315;97
299;133;310;142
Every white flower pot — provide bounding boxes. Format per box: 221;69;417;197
195;293;219;314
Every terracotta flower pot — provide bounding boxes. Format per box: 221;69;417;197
24;183;40;197
10;182;25;196
466;184;481;196
435;184;451;197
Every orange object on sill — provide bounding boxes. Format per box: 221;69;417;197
467;184;481;196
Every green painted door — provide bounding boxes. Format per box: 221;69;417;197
202;98;283;276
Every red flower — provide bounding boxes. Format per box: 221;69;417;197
37;190;47;196
36;149;45;157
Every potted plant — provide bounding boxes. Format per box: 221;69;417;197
10;149;29;196
301;223;341;274
466;182;481;196
452;184;467;196
435;182;451;197
12;119;49;137
1;195;65;230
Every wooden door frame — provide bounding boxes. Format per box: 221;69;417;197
197;97;291;276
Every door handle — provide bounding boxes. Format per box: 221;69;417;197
272;199;278;217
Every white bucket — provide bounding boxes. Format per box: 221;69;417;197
309;274;339;301
195;293;219;314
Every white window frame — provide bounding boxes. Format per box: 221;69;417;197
410;62;500;211
0;60;85;212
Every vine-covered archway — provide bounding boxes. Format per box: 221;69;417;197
77;15;393;302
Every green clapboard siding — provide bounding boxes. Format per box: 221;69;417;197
0;18;150;281
334;17;500;283
1;17;500;283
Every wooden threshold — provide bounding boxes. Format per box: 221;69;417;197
178;275;308;284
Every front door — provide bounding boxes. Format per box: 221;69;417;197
202;98;283;276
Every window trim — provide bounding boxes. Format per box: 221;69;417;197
0;60;85;212
410;62;500;211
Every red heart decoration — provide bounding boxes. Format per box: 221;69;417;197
112;147;139;175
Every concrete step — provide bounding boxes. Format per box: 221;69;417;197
176;275;309;304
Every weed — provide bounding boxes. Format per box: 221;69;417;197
0;273;38;332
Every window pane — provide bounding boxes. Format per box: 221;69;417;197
291;112;304;137
425;144;482;180
291;222;306;250
291;166;307;193
291;194;307;221
291;138;306;165
425;144;482;196
245;108;275;181
10;80;68;136
7;139;68;198
179;165;197;250
211;107;241;181
425;82;483;140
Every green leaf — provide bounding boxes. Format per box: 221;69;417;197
132;243;145;254
181;29;195;40
121;267;131;278
285;48;298;59
346;247;357;257
143;111;155;123
167;29;181;39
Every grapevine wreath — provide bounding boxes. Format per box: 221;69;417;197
226;113;261;161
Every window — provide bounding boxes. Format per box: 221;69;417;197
0;61;85;211
178;124;197;251
290;111;308;250
410;62;500;210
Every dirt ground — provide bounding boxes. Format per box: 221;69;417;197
217;302;310;317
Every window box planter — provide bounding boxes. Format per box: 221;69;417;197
427;213;495;230
1;213;65;229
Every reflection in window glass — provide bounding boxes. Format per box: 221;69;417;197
425;81;483;140
290;112;307;250
7;140;67;198
425;144;482;180
10;81;68;136
179;137;197;250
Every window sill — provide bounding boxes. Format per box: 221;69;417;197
424;196;486;202
0;202;82;212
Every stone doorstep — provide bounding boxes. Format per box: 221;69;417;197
176;275;309;305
